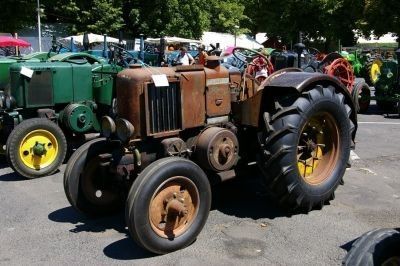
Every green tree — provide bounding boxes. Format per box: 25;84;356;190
208;0;250;34
361;0;400;44
0;0;37;34
81;0;124;34
44;0;124;35
244;0;363;51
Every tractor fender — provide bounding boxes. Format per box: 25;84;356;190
263;71;357;122
236;70;357;141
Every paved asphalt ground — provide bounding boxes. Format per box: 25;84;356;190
1;101;400;265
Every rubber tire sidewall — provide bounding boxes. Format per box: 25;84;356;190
261;86;352;210
352;78;371;113
64;137;123;217
6;118;67;179
344;228;400;266
126;157;211;254
283;88;350;199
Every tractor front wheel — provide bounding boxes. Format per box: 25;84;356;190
259;86;354;212
126;157;211;254
64;138;123;217
6;118;67;179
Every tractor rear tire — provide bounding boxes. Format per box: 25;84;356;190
259;86;353;212
343;228;400;266
352;78;371;113
64;138;123;217
6;118;67;179
126;157;211;254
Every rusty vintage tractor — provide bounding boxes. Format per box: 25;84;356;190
64;51;357;254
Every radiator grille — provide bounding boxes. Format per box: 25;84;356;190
148;82;180;134
26;70;53;106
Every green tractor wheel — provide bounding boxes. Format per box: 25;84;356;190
6;118;67;179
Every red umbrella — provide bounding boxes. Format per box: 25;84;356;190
0;36;31;47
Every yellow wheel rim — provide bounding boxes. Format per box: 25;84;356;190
297;112;339;185
370;60;382;84
19;129;59;170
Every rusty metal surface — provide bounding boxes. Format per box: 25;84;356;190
116;67;178;139
232;91;263;127
195;127;239;171
180;71;206;129
204;66;231;117
149;176;199;239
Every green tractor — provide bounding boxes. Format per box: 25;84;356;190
340;49;382;86
351;50;399;113
373;56;399;111
1;50;124;179
0;52;55;90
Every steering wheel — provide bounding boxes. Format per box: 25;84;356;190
232;47;274;82
108;43;138;67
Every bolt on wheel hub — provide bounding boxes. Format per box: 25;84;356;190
297;113;339;185
149;176;199;239
19;129;59;170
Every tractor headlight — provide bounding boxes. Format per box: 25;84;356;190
116;118;135;142
4;95;15;110
101;116;116;138
0;91;5;109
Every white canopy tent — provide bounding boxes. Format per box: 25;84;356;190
145;36;202;44
201;32;263;50
357;33;397;44
61;33;125;45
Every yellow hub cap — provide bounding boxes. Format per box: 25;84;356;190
297;113;339;185
370;60;382;83
19;129;59;170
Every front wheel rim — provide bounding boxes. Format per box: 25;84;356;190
297;112;340;185
19;129;59;170
149;176;200;239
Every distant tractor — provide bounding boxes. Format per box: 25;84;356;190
270;46;371;113
341;48;383;86
1;52;122;178
64;48;357;254
351;49;400;114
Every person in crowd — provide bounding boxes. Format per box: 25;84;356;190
198;45;208;65
175;47;194;65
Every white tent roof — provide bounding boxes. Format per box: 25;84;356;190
145;36;202;44
61;33;125;45
357;33;397;44
201;32;263;50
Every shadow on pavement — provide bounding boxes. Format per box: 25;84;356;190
103;238;155;260
48;206;154;260
48;166;295;261
212;166;289;220
48;206;126;234
363;102;400;118
0;172;23;181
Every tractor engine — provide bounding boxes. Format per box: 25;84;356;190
104;60;242;177
194;127;239;172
